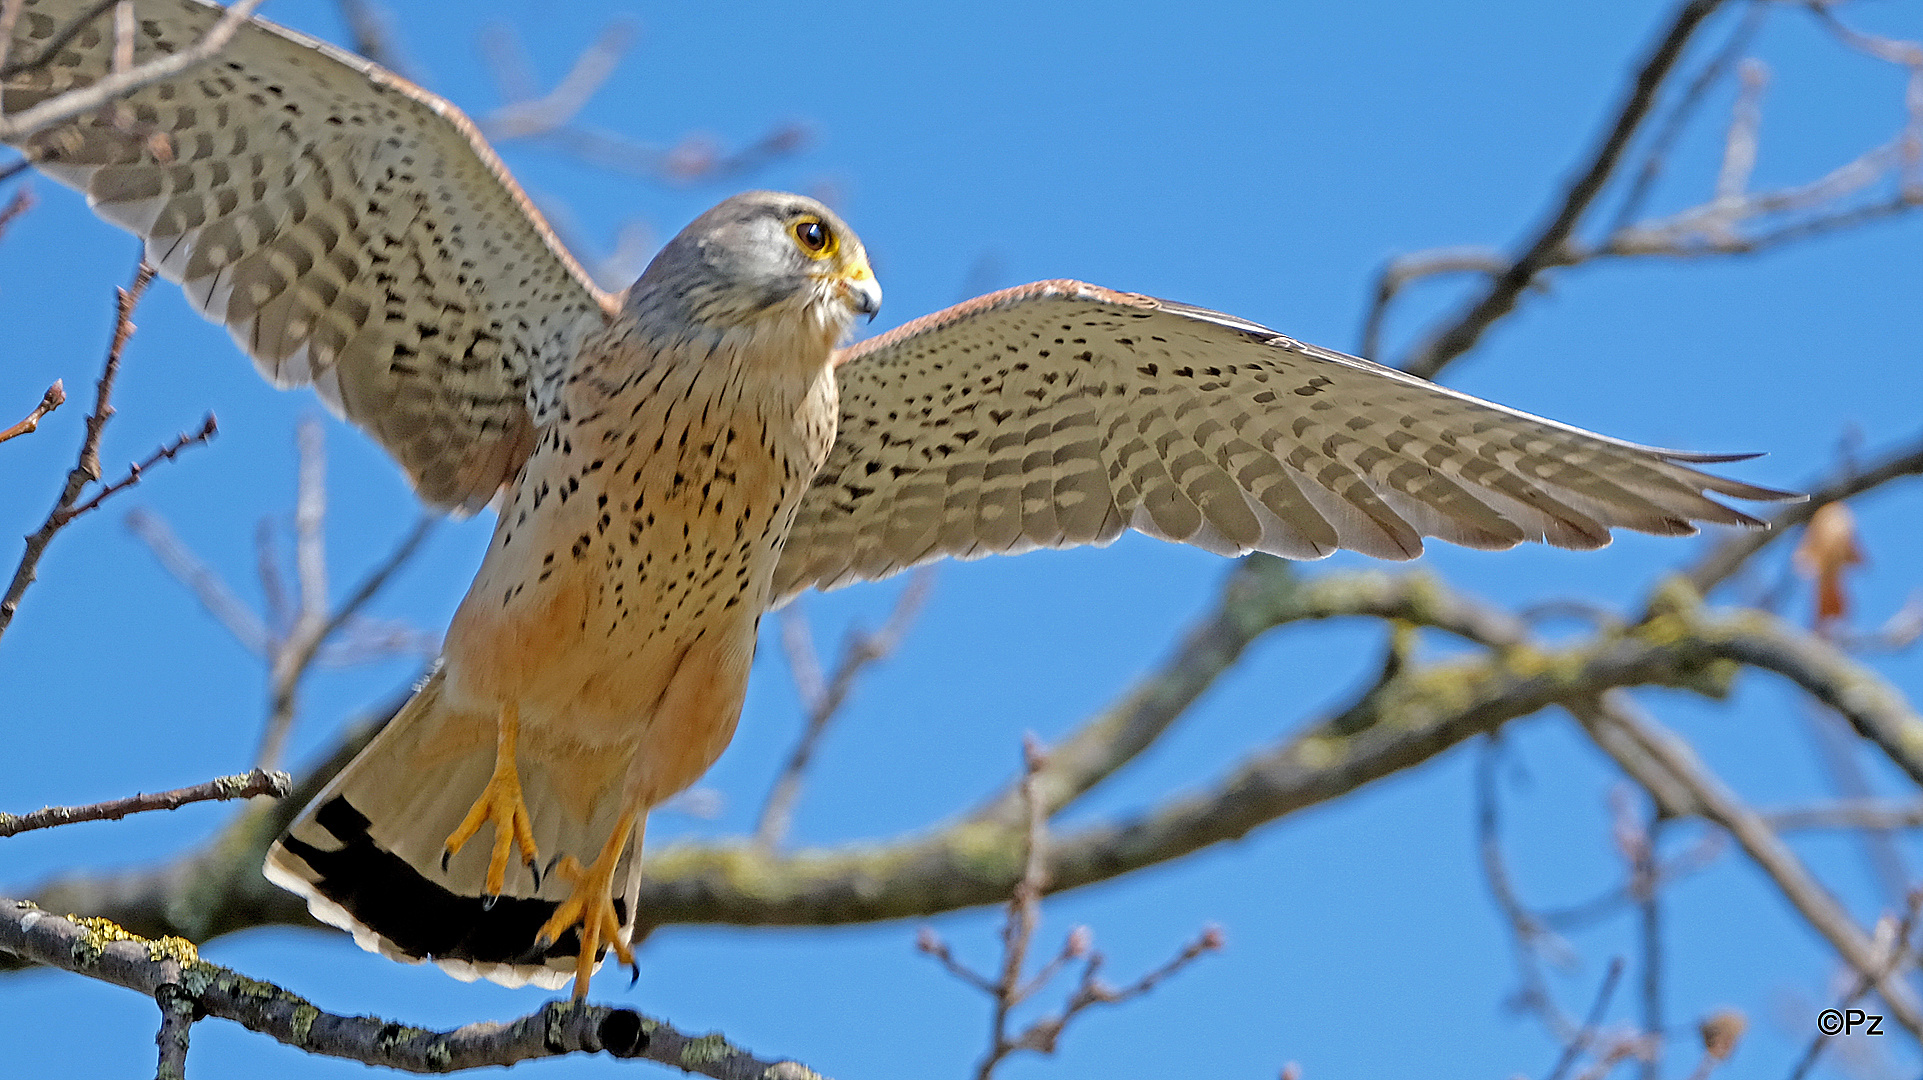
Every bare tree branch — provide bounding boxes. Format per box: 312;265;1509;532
152;963;195;1080
916;739;1221;1080
0;770;289;838
125;508;271;656
0;378;61;445
1765;798;1923;831
0;903;830;1079
1783;887;1923;1080
1399;0;1728;379
48;413;216;527
0;183;30;242
256;422;439;772
1374;2;1923;375
332;0;411;77
1700;609;1923;788
1477;736;1581;1042
12;567;1860;954
1358;248;1505;360
967;555;1526;828
757;568;934;847
1609;1;1772;232
0;260;155;644
481;17;634;139
1684;429;1923;598
0;0;269;139
1542;958;1628;1080
1574;691;1923;1037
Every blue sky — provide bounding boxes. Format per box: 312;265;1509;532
3;1;1922;1077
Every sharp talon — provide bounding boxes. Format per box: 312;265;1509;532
628;961;640;989
529;860;543;891
544;853;564;878
440;849;451;873
482;893;498;912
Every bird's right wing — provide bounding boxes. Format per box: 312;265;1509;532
771;280;1799;604
3;0;618;511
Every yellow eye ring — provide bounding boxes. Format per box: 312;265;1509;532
792;216;837;259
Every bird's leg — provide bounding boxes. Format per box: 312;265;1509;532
441;700;541;897
536;806;642;1002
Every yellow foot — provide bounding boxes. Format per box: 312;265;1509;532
536;810;639;1001
441;702;539;898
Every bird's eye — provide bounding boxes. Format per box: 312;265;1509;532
792;217;835;258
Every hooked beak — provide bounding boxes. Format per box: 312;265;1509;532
836;259;882;322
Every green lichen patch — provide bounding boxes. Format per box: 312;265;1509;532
679;1032;733;1066
289;1003;322;1046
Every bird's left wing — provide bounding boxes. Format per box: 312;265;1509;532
770;280;1797;604
3;0;619;511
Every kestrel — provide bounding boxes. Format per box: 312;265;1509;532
5;0;1795;997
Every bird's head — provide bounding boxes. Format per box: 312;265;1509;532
626;191;881;353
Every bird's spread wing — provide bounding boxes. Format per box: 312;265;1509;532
771;280;1798;603
3;0;617;510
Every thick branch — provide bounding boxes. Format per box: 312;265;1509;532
0;769;289;838
17;579;1870;949
0;903;827;1078
969;555;1526;827
637;600;1747;928
1700;612;1923;788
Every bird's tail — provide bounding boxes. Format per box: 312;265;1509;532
263;668;643;990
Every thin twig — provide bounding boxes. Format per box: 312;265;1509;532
0;0;118;80
914;738;1222;1079
1543;958;1627;1080
1476;737;1579;1042
0;261;155;643
1575;691;1923;1037
1783;886;1923;1080
332;0;411;77
257;490;437;770
976;735;1051;1080
1400;0;1727;379
47;413;217;526
125;508;271;656
0;769;290;838
0;379;62;445
756;568;934;847
1621;795;1663;1080
1358;248;1505;359
0;184;32;244
1684;429;1923;599
1005;925;1223;1059
1538;830;1725;931
0;903;830;1079
1610;1;1772;232
0;0;270;139
482;18;636;139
